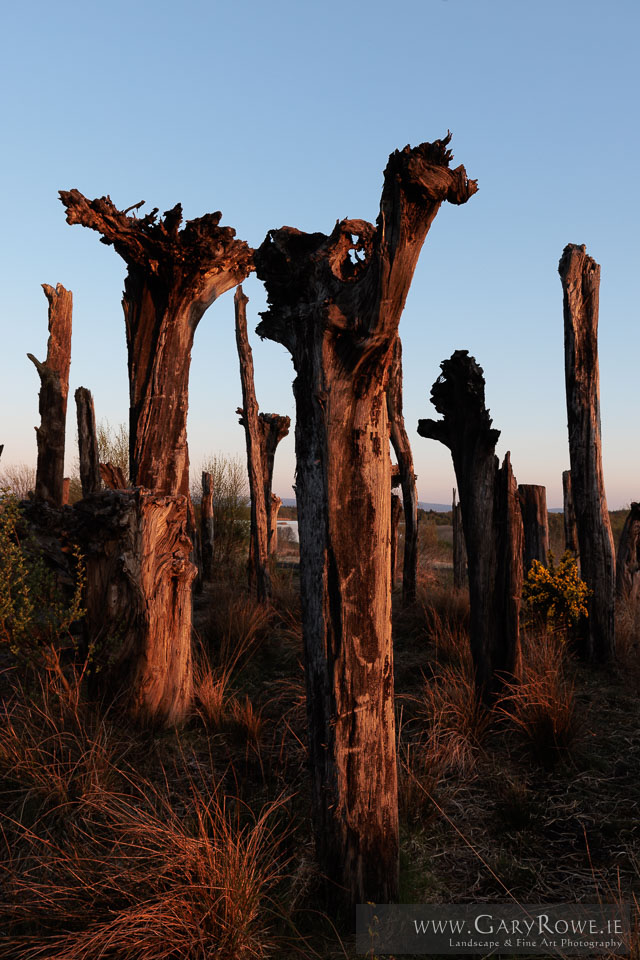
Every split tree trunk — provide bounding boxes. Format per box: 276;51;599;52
75;387;101;497
387;336;418;603
60;191;253;496
255;136;477;905
27;284;72;507
77;489;197;725
562;469;579;555
616;502;640;602
201;471;215;582
559;244;615;661
518;484;549;570
390;492;403;588
452;488;467;589
418;350;523;695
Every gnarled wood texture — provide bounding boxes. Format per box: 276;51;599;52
59;191;253;496
616;502;640;602
518;484;549;570
255;135;477;905
77;489;196;725
418;351;523;694
27;284;72;506
387;336;418;603
559;244;615;660
562;469;579;555
75;387;101;497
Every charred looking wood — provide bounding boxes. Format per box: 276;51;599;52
559;244;615;661
255;135;477;906
418;350;523;696
27;284;73;507
59;190;253;497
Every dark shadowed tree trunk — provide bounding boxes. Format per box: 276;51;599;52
59;191;253;496
616;502;640;602
78;489;197;725
255;136;477;905
201;471;215;583
418;350;523;694
518;484;549;571
559;244;615;661
75;387;101;497
562;469;579;555
387;336;418;603
452;488;467;589
27;284;72;507
390;492;403;588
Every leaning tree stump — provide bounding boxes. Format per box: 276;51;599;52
60;191;253;497
559;244;615;661
255;135;477;906
616;502;640;602
75;387;102;497
418;350;523;695
27;284;72;507
387;336;419;603
76;489;197;726
518;484;549;571
562;469;579;556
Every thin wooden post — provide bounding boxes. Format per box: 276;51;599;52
75;387;101;497
559;244;615;660
27;284;72;506
201;471;215;582
518;484;549;570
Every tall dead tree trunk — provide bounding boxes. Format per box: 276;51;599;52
255;136;477;905
616;502;640;602
452;488;467;589
201;471;215;582
559;244;615;661
27;284;72;507
562;469;579;555
387;336;418;603
60;191;253;496
75;387;101;497
77;489;197;725
518;484;549;571
418;350;523;694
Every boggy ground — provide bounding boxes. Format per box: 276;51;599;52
1;547;639;959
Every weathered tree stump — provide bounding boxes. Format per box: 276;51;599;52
75;387;102;497
518;484;549;570
76;489;197;726
559;244;615;660
418;351;523;694
27;284;72;507
201;471;215;582
616;502;640;602
452;488;467;589
62;478;70;505
270;493;282;556
59;191;253;497
255;135;477;905
562;469;579;556
390;492;403;589
387;336;418;603
100;463;127;490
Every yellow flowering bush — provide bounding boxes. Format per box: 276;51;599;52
522;551;590;632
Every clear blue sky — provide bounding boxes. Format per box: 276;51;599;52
1;0;638;508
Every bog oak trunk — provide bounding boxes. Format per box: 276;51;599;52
390;492;403;588
518;484;549;570
418;351;523;694
616;502;640;602
387;337;418;603
27;284;72;507
60;191;253;496
75;387;102;497
559;244;615;661
255;136;477;905
562;469;579;555
77;489;196;725
270;494;282;555
235;287;290;599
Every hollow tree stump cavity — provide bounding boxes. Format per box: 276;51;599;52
27;284;72;507
559;244;615;661
255;135;477;905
